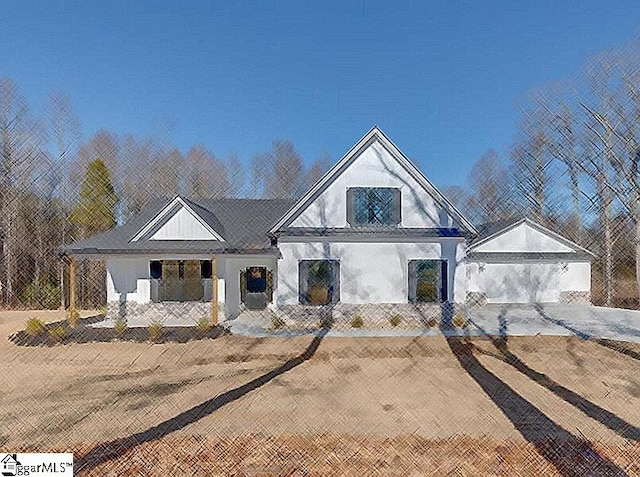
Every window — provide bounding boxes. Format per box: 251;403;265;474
201;260;212;279
246;267;267;293
299;260;340;305
347;187;400;226
150;261;162;279
409;260;448;303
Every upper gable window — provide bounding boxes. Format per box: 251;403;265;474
347;187;400;227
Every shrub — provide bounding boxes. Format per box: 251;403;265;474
426;317;438;328
195;316;213;333
20;282;62;310
114;318;128;337
68;309;80;329
25;318;46;337
389;314;402;327
271;315;285;329
48;325;67;344
148;322;164;342
452;313;467;328
350;314;364;328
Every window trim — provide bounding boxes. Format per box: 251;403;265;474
298;259;340;306
408;259;448;303
347;187;401;227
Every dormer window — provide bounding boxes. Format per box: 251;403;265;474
347;187;401;227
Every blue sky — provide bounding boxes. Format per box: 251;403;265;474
2;1;640;187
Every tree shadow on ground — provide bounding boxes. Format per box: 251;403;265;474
441;310;628;476
534;304;640;362
74;322;332;474
469;308;640;442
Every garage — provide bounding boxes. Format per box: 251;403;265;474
465;219;594;304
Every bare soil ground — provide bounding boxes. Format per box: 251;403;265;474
1;310;639;476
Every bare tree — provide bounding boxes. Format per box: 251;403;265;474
511;112;554;224
44;91;81;308
227;152;245;198
0;78;41;306
262;140;304;199
466;149;514;225
184;145;229;199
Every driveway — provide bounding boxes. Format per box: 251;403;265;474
466;304;640;344
229;304;640;343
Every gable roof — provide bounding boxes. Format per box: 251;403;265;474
468;217;596;259
269;126;478;236
130;196;226;242
61;197;295;256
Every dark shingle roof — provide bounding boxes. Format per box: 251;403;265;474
472;217;523;243
61;197;296;256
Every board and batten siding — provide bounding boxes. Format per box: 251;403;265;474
149;207;220;241
289;139;458;230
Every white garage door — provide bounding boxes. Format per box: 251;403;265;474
479;262;562;303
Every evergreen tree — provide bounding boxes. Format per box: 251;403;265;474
71;159;119;237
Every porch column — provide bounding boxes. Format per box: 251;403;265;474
69;257;77;315
59;258;65;310
211;257;218;326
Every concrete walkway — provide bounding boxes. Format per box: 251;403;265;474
227;304;640;343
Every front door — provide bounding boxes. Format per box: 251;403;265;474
240;267;272;310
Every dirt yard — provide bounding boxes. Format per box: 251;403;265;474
1;310;639;476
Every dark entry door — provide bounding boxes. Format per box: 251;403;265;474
243;267;268;309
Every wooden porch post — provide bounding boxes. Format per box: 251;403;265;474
211;257;218;326
59;258;65;310
69;257;77;315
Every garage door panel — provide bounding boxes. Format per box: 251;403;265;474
481;263;561;303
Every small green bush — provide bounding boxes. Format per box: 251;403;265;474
48;325;67;344
452;313;467;328
68;309;80;328
25;318;46;337
271;315;285;329
20;282;62;310
148;322;164;342
114;318;128;337
350;314;364;328
426;317;438;328
389;314;402;327
195;316;213;333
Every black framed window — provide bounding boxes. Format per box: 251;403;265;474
246;267;267;293
347;187;401;226
201;260;212;279
299;260;340;305
408;260;448;303
149;260;163;279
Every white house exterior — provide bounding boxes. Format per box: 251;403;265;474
465;219;593;304
61;127;594;326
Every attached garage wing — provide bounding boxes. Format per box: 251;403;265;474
466;219;594;304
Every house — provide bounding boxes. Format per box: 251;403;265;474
61;127;593;326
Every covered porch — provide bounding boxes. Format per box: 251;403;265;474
91;254;278;326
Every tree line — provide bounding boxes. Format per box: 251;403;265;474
444;37;640;308
0;77;330;309
3;36;640;310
